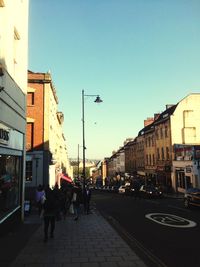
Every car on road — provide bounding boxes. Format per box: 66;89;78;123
139;185;163;198
184;187;200;208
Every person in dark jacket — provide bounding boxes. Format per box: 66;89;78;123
53;183;62;221
72;183;82;221
83;185;92;214
43;187;56;242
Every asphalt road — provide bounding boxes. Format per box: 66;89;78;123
92;190;200;267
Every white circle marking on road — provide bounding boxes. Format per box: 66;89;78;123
145;213;197;228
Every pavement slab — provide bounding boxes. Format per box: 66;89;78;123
9;209;147;267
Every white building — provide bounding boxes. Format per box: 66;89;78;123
0;0;29;232
171;94;200;191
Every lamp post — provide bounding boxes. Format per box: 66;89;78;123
82;89;103;188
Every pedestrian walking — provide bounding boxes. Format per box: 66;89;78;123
35;184;45;216
42;187;56;242
83;184;92;214
53;183;62;221
72;183;82;221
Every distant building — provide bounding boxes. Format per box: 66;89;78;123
105;93;200;192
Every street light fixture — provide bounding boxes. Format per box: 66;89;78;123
82;89;103;188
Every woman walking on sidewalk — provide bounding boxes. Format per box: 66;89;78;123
42;187;57;242
72;183;82;221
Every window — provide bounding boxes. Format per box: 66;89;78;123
26;161;32;182
145;138;147;147
160;128;163;139
165;126;168;138
157;148;160;160
0;0;5;7
14;27;20;67
153;154;155;165
26;123;34;150
166;147;170;160
156;129;159;139
161;147;165;160
152;136;155;146
148;137;151;147
27;92;34;105
0;154;21;218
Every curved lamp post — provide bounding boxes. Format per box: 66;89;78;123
82;89;103;188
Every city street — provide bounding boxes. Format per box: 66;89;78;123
93;190;200;267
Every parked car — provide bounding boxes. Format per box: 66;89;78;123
139;185;163;198
184;187;200;208
118;185;126;194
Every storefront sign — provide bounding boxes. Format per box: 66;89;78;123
157;166;164;171
0;128;10;145
0;123;23;150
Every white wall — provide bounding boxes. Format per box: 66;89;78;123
171;94;200;145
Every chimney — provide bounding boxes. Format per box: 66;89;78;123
166;104;174;110
154;113;160;120
144;117;154;127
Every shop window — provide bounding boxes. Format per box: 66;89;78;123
0;155;21;218
176;172;191;189
25;161;32;182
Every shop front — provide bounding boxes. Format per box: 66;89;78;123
0;123;24;234
156;165;172;192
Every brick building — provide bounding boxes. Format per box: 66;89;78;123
25;71;72;201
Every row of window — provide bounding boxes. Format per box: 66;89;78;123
146;147;170;165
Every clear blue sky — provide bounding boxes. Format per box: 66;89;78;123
28;0;200;160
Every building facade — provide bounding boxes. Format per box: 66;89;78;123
105;94;200;193
0;0;29;233
25;71;72;201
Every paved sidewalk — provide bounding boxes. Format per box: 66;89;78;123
11;210;147;267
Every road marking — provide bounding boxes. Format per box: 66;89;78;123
145;213;197;228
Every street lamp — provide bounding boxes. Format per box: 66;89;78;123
82;89;103;188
